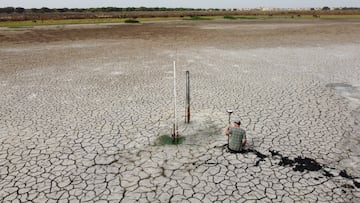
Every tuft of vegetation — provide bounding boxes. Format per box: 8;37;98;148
185;16;212;20
223;15;237;19
7;26;33;29
124;18;140;23
236;16;258;19
223;15;258;20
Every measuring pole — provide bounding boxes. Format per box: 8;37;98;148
173;61;178;139
185;71;190;123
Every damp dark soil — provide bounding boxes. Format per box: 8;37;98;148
340;170;355;179
354;180;360;188
225;145;267;166
228;147;360;189
156;135;185;145
269;150;328;173
269;150;360;188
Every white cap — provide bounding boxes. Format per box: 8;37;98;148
234;118;241;124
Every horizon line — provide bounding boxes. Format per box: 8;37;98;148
1;6;359;9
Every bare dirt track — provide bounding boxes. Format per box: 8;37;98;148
1;19;360;202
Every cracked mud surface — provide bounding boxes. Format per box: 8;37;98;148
1;19;360;202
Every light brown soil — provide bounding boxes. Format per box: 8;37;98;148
1;19;360;49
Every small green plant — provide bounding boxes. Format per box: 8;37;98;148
224;15;237;19
223;15;258;20
7;26;33;29
185;16;212;20
124;18;140;23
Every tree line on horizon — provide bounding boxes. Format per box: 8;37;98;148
0;7;220;14
1;6;360;14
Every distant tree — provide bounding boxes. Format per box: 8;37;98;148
69;8;85;12
40;7;52;13
30;8;39;13
56;8;69;12
340;7;359;10
105;7;122;12
125;7;136;11
15;7;25;13
322;6;330;10
1;7;15;13
139;7;147;11
88;8;98;12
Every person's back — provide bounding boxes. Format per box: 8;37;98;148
225;118;247;152
229;127;246;152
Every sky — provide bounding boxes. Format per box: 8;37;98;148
1;0;360;9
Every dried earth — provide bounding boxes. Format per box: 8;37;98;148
1;19;360;202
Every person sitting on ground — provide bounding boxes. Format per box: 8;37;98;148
225;118;247;152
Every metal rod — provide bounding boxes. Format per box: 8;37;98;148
173;61;178;139
185;71;190;123
227;110;233;124
228;113;231;145
227;110;233;147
